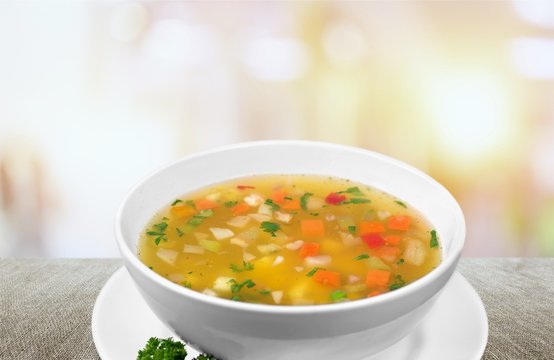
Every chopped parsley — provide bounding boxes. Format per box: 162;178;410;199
187;209;214;226
258;289;271;295
395;200;407;208
171;199;183;206
185;200;196;208
146;221;168;245
224;200;238;208
430;229;439;248
306;267;320;277
260;221;280;237
330;290;347;302
176;228;184;237
284;196;293;200
343;198;371;204
264;199;280;211
182;281;192;289
309;212;319;216
231;295;241;301
338;186;364;196
229;261;255;273
389;275;406;291
348;225;357;234
228;279;256;293
300;192;313;211
397;258;405;265
353;254;370;261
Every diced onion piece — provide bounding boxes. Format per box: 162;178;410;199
198;239;221;253
325;214;336;222
306;197;324;210
271;291;284;304
213;277;233;293
202;289;217;297
348;275;361;284
167;273;186;283
156;248;178;265
230;237;249;248
249;213;271;223
339;231;362;247
244;193;264;207
209;227;234;240
367;256;391;271
183;244;205;254
274;211;293;224
227;216;251;228
272;255;284;267
294;266;304;272
378;210;391;220
237;227;259;242
258;203;274;216
194;232;209;241
257;243;281;254
243;252;256;262
304;255;332;267
286;240;304;251
206;192;221;201
404;238;426;266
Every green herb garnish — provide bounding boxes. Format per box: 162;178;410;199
348;225;357;234
171;199;183;206
395;200;407;208
264;199;280;211
182;281;192;289
229;279;256;293
176;228;184;237
137;337;217;360
187;209;214;226
330;290;348;302
430;229;439;248
260;221;280;237
284;196;293;200
259;289;271;295
229;261;255;273
300;192;313;211
338;186;364;196
224;200;238;208
185;200;196;208
353;254;370;261
389;274;406;291
306;267;320;277
231;295;241;301
343;198;371;204
146;221;168;245
310;212;319;216
397;258;405;265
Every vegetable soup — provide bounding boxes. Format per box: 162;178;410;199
138;175;441;306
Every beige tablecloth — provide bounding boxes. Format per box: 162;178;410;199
1;258;553;359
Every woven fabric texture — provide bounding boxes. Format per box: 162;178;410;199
0;258;552;359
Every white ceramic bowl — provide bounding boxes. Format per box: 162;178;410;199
116;140;465;360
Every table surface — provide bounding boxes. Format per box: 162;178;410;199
1;258;553;360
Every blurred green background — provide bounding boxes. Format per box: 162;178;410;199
1;1;553;257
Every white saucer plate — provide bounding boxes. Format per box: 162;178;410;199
92;268;488;360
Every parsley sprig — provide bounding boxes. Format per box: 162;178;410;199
430;229;439;248
337;186;364;196
146;221;168;245
260;221;280;237
300;192;313;211
229;261;255;273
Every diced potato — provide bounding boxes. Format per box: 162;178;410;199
403;238;426;266
325;214;336;222
202;288;217;297
286;240;304;251
156;248;178;265
274;211;293;224
271;291;284;304
258;203;273;216
294;266;304;272
167;273;186;283
227;216;251;228
244;193;264;206
183;244;205;254
209;227;234;240
249;213;271;223
306;197;324;210
194;232;209;241
272;255;284;267
304;255;331;267
348;274;361;284
243;251;256;262
339;231;361;247
236;227;259;242
213;277;234;293
206;192;221;201
257;243;281;255
230;237;249;248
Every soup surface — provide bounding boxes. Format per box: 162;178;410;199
139;175;441;305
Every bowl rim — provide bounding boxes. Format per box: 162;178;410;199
115;140;465;315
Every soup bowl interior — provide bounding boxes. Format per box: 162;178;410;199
116;140;465;360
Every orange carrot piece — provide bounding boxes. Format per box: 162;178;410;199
301;219;325;237
384;235;401;246
359;221;385;234
367;290;383;298
387;216;412;231
271;189;287;204
170;205;196;218
194;199;219;210
366;269;391;288
281;199;300;210
231;203;250;216
299;242;321;257
313;270;341;287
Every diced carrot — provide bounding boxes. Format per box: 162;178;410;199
170;205;197;218
237;185;256;190
281;199;300;210
231;203;250;216
373;246;401;259
325;192;346;205
301;219;325;238
359;221;385;234
299;242;320;257
314;270;341;287
366;269;391;288
271;189;287;204
362;234;385;248
384;235;401;246
194;199;219;210
367;290;383;298
387;215;412;231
